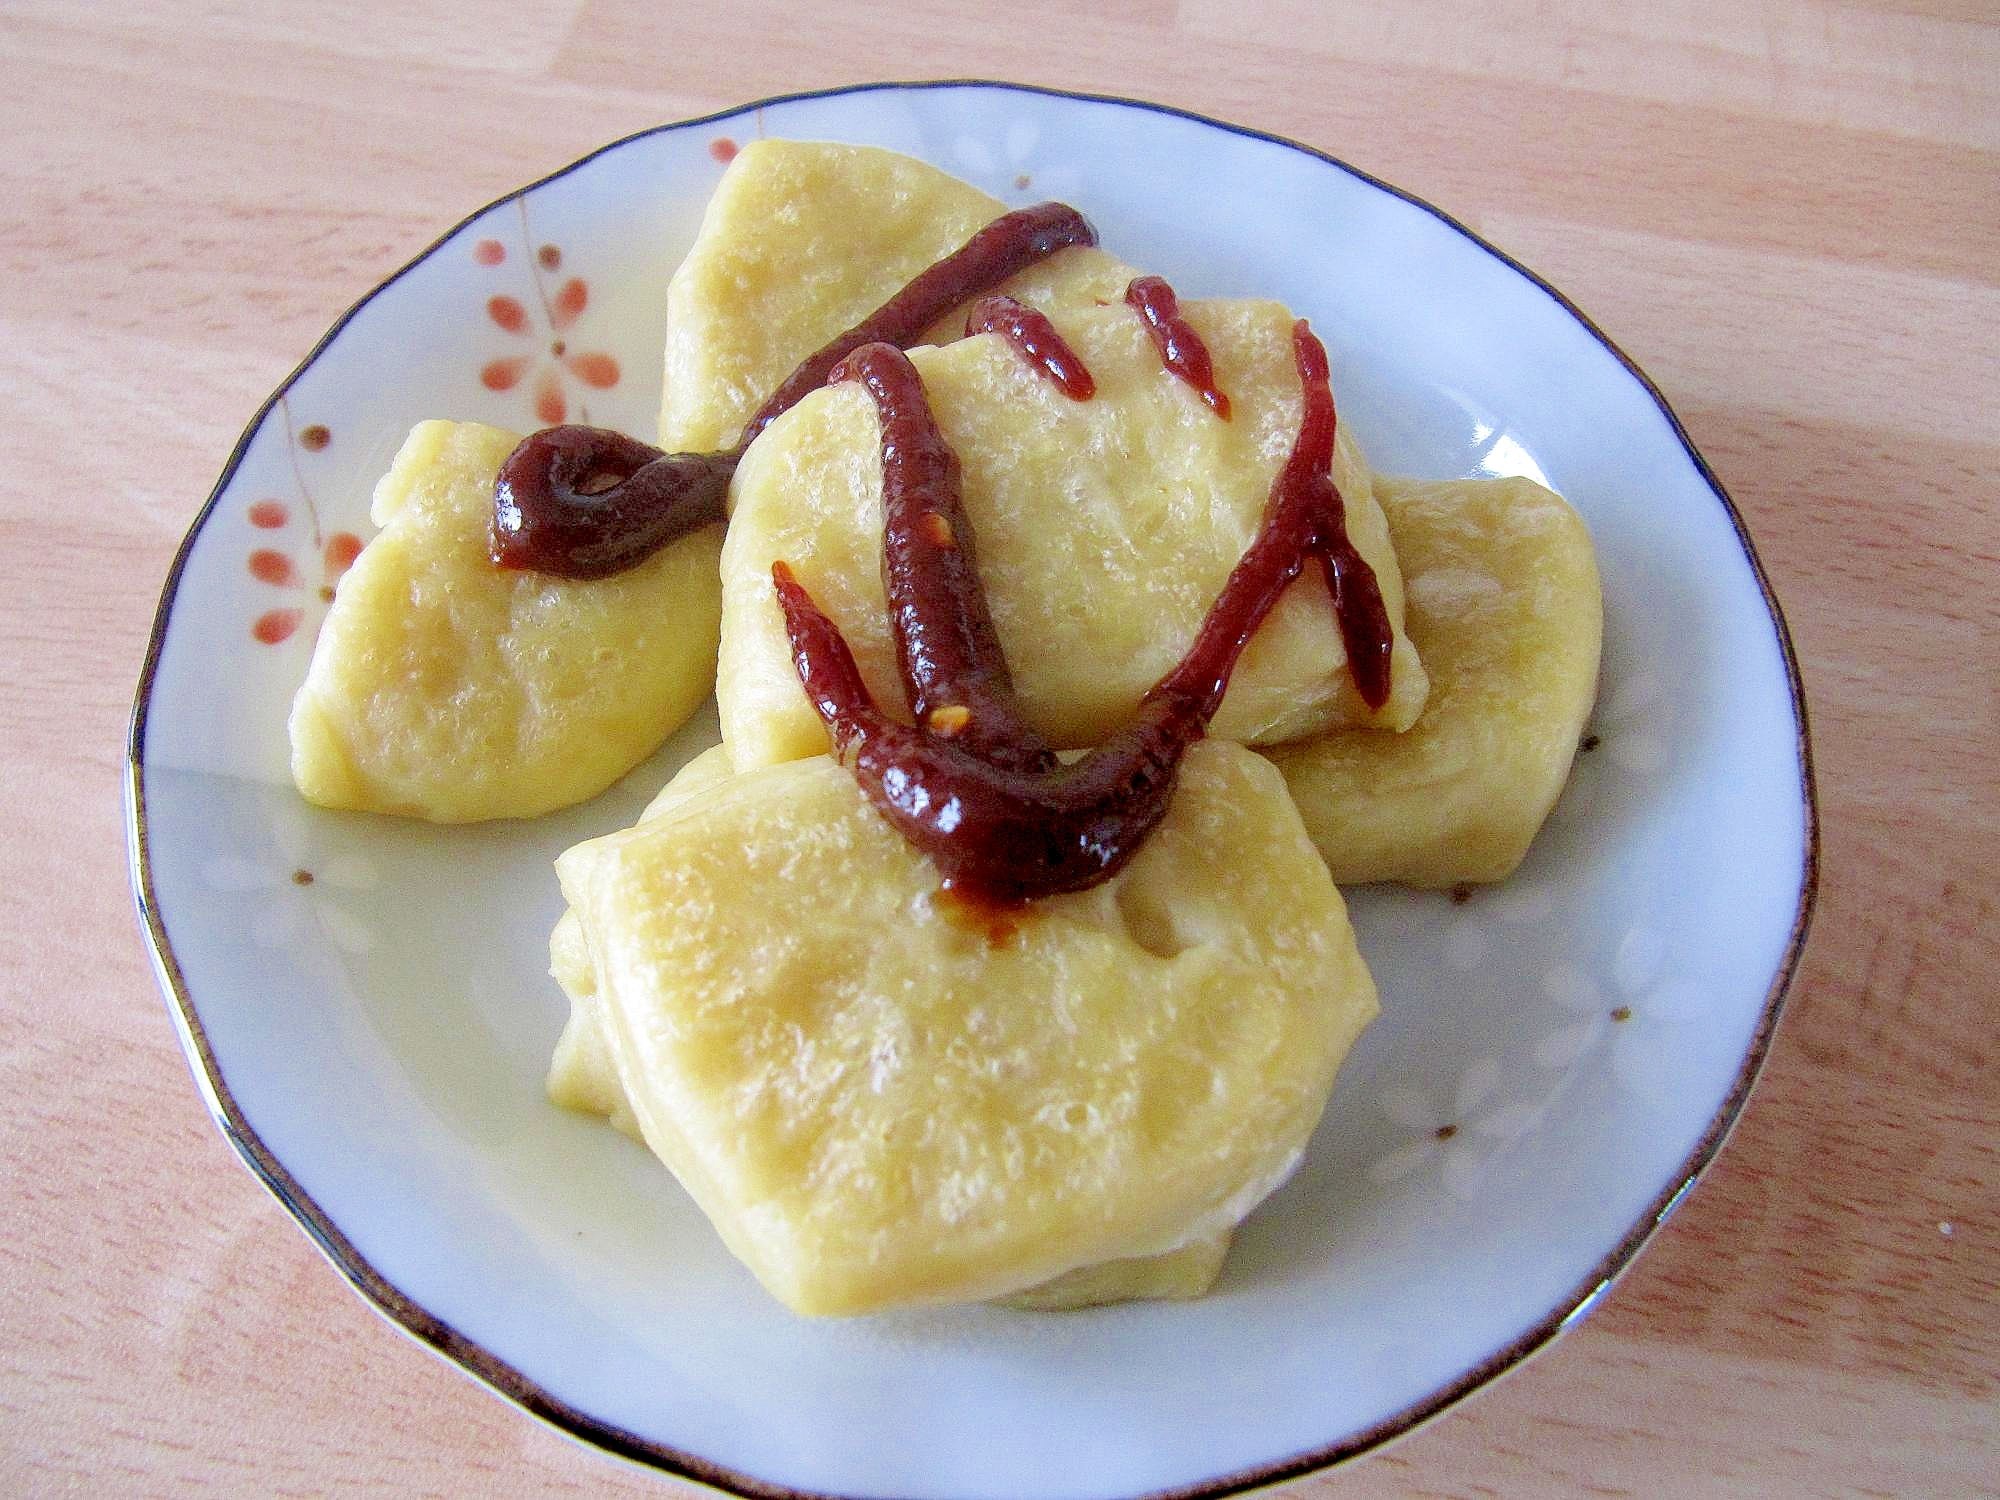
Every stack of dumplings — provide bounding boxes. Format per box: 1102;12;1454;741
288;140;1602;1316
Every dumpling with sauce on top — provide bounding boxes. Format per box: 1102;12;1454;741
288;421;723;822
553;738;1377;1317
545;742;1237;1309
719;296;1429;770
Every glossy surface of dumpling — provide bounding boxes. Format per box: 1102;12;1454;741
556;739;1377;1316
1265;475;1602;886
662;139;1135;454
719;299;1427;768
288;421;723;822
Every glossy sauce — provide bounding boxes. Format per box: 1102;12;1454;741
774;318;1393;904
492;203;1098;579
1150;320;1393;715
1124;275;1231;419
964;294;1095;400
492;427;732;578
739;203;1098;447
827;344;1059;777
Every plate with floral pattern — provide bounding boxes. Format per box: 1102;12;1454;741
128;81;1817;1500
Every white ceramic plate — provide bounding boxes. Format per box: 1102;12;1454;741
129;82;1817;1500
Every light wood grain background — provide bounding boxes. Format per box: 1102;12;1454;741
4;1;1995;1496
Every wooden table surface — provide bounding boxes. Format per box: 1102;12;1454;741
5;1;1995;1496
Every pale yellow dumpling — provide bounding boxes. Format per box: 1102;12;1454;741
547;743;736;1138
545;742;1232;1308
556;739;1377;1317
661;139;1137;454
288;421;723;822
718;298;1428;769
1264;475;1602;886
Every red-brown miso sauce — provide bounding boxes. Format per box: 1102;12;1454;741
773;319;1395;905
964;294;1095;401
825;343;1058;778
1152;320;1393;717
738;203;1097;447
493;203;1097;579
1124;275;1231;419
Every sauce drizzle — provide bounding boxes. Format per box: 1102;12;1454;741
492;203;1098;579
964;294;1096;400
1124;275;1231;419
828;344;1060;776
1150;320;1393;714
739;203;1098;448
492;427;732;578
774;318;1392;904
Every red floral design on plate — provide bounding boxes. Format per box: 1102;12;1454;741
246;400;363;644
254;608;304;645
475;200;620;425
323;533;363;573
249;549;298;586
